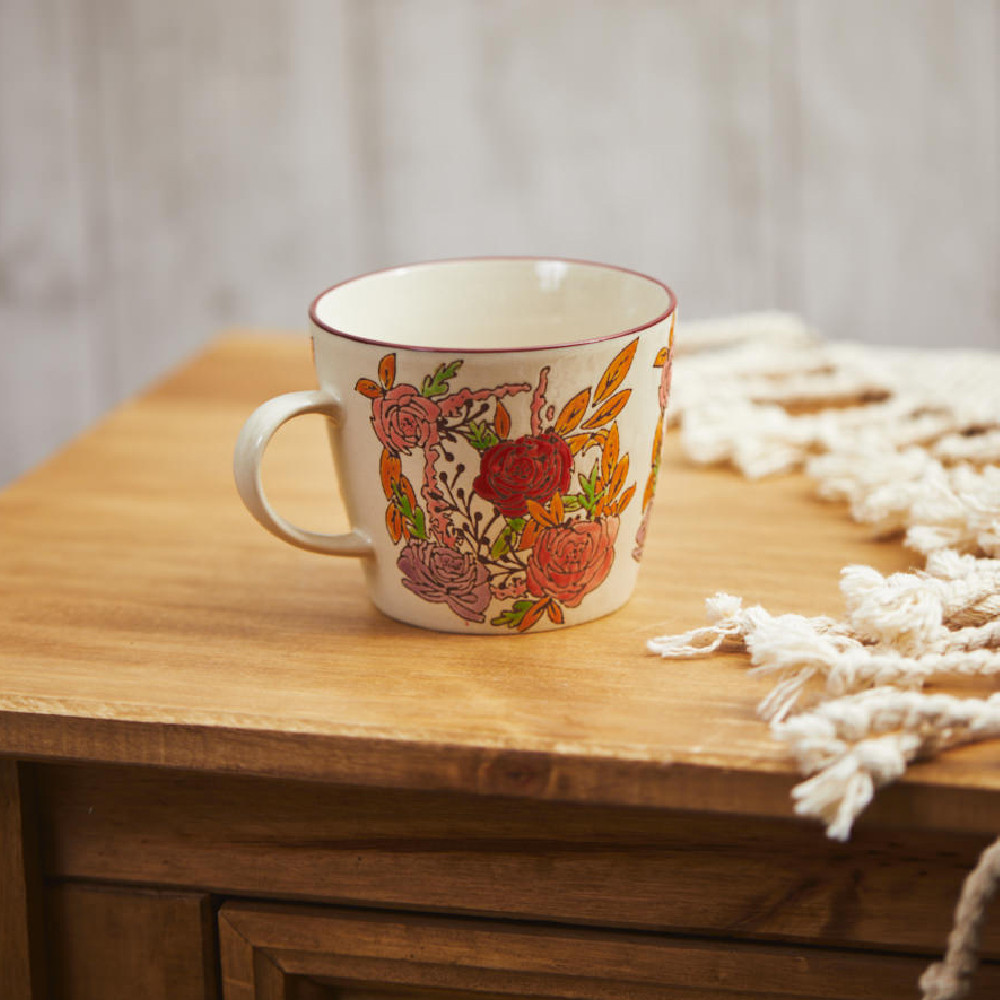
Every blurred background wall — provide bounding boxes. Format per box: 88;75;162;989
1;0;997;487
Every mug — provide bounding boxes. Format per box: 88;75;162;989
234;257;675;633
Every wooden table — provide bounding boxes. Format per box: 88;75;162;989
3;334;999;1000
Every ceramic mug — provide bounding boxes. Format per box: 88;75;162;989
234;258;675;633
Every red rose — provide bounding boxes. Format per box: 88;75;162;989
526;517;619;607
472;433;572;519
373;385;440;455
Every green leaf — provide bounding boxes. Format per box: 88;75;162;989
467;419;499;452
420;360;463;397
587;461;600;492
391;484;427;539
490;598;535;629
408;507;428;540
490;518;525;559
489;532;510;559
578;462;601;501
561;494;584;511
392;484;413;519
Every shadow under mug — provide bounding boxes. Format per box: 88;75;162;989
234;257;676;634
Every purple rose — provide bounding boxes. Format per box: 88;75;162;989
397;540;491;623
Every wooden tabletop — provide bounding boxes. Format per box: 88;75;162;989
1;334;997;833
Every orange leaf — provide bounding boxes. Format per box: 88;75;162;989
654;346;669;368
550;492;565;522
355;378;382;399
399;476;417;508
613;483;636;515
606;454;630;500
593;496;607;517
601;423;620;483
594;338;638;403
380;448;401;499
378;354;396;390
643;471;657;511
582;389;631;430
495;401;511;440
518;519;539;550
651;419;664;463
526;499;558;528
554;388;591;435
385;503;403;543
517;599;549;632
565;433;590;456
546;600;564;624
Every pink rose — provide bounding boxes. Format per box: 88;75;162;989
373;385;440;455
632;503;652;562
659;351;673;411
526;517;619;608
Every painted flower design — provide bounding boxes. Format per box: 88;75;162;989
356;333;663;631
658;353;672;411
526;517;618;607
472;433;573;519
634;323;673;563
373;384;440;455
397;540;491;622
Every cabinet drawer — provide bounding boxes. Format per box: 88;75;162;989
218;901;1000;1000
37;763;1000;957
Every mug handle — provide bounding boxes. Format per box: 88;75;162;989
233;389;374;557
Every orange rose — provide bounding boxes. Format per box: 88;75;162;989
525;517;618;607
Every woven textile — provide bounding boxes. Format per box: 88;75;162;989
650;315;1000;999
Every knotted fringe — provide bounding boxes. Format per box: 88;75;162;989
651;319;1000;1000
920;838;1000;1000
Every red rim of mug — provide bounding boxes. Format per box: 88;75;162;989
307;256;677;355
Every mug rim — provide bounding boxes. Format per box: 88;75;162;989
308;255;677;355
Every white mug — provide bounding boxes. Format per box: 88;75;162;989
234;257;675;633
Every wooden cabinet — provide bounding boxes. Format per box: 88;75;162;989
3;337;1000;999
44;884;216;1000
218;900;952;1000
13;760;1000;1000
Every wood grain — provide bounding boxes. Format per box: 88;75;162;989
0;760;46;1000
219;900;1000;1000
0;334;998;831
34;762;1000;958
44;883;217;1000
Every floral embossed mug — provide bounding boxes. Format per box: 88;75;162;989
234;258;675;633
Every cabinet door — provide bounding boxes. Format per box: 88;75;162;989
46;883;217;1000
218;901;994;1000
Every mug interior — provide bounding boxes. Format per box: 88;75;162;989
310;258;674;352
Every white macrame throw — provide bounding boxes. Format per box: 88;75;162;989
650;315;1000;1000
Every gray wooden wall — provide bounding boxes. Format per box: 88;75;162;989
2;0;998;487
